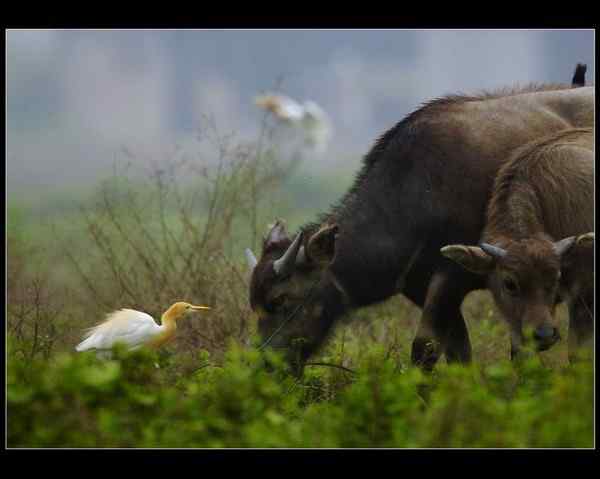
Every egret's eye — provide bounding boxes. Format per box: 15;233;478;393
503;277;519;296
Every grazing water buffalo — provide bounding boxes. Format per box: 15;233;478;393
442;128;594;360
246;83;594;374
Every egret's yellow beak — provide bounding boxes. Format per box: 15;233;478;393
255;95;269;107
190;305;211;311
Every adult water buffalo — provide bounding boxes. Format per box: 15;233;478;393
245;83;594;374
442;128;594;361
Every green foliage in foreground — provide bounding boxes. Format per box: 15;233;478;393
8;339;593;448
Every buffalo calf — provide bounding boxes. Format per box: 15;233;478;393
442;128;594;361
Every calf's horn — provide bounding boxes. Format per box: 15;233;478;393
576;232;594;247
554;236;577;256
480;242;507;259
273;231;304;277
245;248;258;270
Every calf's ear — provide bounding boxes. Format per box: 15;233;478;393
440;244;495;275
306;223;339;266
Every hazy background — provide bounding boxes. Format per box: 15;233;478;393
6;29;595;196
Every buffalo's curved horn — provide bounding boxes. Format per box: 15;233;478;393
296;246;307;265
554;236;577;256
480;242;508;259
245;248;258;271
273;231;304;276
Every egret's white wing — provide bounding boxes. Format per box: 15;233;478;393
302;101;329;123
274;96;305;122
255;94;305;122
301;101;332;153
76;309;161;352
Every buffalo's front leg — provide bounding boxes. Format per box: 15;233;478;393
411;271;472;370
445;307;473;364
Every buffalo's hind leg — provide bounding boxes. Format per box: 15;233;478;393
568;291;594;363
411;271;472;371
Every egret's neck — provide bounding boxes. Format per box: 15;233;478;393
160;312;178;333
146;312;178;349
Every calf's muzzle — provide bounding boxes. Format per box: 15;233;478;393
533;325;561;351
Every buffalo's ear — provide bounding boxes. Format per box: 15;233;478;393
306;224;339;265
264;219;289;250
441;244;495;275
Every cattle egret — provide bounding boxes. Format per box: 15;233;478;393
254;93;333;153
75;302;211;356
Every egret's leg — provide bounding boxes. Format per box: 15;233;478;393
95;350;113;360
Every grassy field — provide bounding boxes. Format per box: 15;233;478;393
6;126;594;448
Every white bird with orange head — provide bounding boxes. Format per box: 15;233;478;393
254;93;332;154
75;302;211;356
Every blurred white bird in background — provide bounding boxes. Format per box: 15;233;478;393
75;301;211;358
255;93;333;154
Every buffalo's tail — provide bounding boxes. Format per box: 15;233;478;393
572;63;587;88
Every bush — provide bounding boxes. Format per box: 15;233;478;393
7;339;593;448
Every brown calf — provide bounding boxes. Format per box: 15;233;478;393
442;128;594;360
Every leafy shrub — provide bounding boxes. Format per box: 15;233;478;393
7;338;593;448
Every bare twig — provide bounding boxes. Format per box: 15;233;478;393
305;362;357;375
